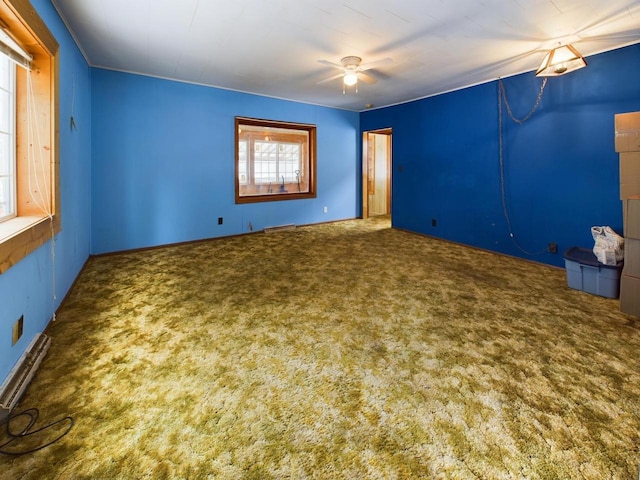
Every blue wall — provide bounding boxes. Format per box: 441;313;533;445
361;44;640;267
91;70;360;254
0;0;92;384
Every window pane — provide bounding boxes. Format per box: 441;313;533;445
0;55;9;91
0;175;13;218
254;141;278;184
0;54;14;221
238;140;247;185
0;133;10;175
0;90;10;134
279;143;300;182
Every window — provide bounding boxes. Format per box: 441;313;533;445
235;117;316;203
0;0;59;274
0;53;15;221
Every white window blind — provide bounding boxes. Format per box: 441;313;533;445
0;27;31;70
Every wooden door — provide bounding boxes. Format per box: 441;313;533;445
362;129;391;219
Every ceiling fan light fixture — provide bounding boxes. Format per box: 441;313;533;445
343;71;358;86
535;44;587;77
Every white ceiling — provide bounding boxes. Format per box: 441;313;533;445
51;0;640;112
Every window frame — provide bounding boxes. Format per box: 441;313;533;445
235;116;317;204
0;0;60;274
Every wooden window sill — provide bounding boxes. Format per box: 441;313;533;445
0;215;58;274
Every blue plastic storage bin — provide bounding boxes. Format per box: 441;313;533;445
563;247;623;299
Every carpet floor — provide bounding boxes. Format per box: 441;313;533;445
2;216;639;479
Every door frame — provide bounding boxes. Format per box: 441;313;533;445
362;128;392;219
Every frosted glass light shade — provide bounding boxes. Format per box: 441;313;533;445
343;71;358;86
535;44;586;77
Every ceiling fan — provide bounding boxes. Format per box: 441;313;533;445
317;56;392;93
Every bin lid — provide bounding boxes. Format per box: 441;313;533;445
563;246;622;269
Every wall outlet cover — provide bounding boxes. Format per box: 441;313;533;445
12;316;24;346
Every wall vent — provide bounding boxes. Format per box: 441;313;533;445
0;333;50;420
264;224;296;234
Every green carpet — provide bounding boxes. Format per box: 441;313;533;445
2;217;639;479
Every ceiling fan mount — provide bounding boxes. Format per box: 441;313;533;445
340;56;362;68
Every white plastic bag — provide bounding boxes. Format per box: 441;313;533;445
591;226;624;265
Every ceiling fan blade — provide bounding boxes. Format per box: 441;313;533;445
317;59;345;71
358;71;377;85
316;72;344;85
358;57;393;71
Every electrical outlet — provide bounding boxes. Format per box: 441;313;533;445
323;206;328;213
218;217;223;225
12;315;23;345
431;219;437;227
548;242;558;254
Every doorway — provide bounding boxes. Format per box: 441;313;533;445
362;129;392;219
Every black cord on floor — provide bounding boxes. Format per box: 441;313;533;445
0;408;74;455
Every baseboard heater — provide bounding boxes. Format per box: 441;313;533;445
0;333;51;420
264;224;296;233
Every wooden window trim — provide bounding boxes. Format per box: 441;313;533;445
0;0;60;274
235;116;317;204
